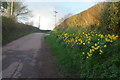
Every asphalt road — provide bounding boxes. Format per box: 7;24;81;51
2;33;62;78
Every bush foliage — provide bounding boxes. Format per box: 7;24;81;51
2;16;40;44
101;2;120;35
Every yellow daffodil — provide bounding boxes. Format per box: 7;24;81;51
90;49;92;53
97;46;100;49
104;45;107;47
110;40;113;42
101;35;104;38
88;41;90;44
78;39;81;41
105;38;110;42
116;35;118;38
75;40;77;42
88;38;91;40
97;42;99;44
105;35;107;37
108;34;110;37
94;48;98;50
99;52;102;55
92;49;95;52
83;43;85;45
83;32;84;34
113;37;117;40
56;32;118;58
80;40;83;43
75;37;78;39
91;46;94;48
86;34;88;37
95;43;97;46
83;52;85;54
99;50;103;53
88;54;91;56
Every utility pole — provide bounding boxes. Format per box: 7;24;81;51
39;16;40;29
54;9;58;27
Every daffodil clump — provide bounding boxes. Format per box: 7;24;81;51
55;31;118;59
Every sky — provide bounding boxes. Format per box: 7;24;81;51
23;0;105;30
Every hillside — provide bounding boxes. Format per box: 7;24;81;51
46;2;120;78
55;2;107;30
2;16;40;44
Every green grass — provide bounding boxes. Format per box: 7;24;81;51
45;31;120;78
45;35;74;77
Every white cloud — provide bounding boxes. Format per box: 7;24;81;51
28;6;55;30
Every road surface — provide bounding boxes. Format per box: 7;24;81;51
2;33;62;78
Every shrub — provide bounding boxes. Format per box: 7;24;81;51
2;16;40;44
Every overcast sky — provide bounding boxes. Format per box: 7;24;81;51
23;0;106;30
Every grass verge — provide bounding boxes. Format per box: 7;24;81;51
45;32;120;78
45;35;73;77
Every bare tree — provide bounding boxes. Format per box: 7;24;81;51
1;1;32;22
